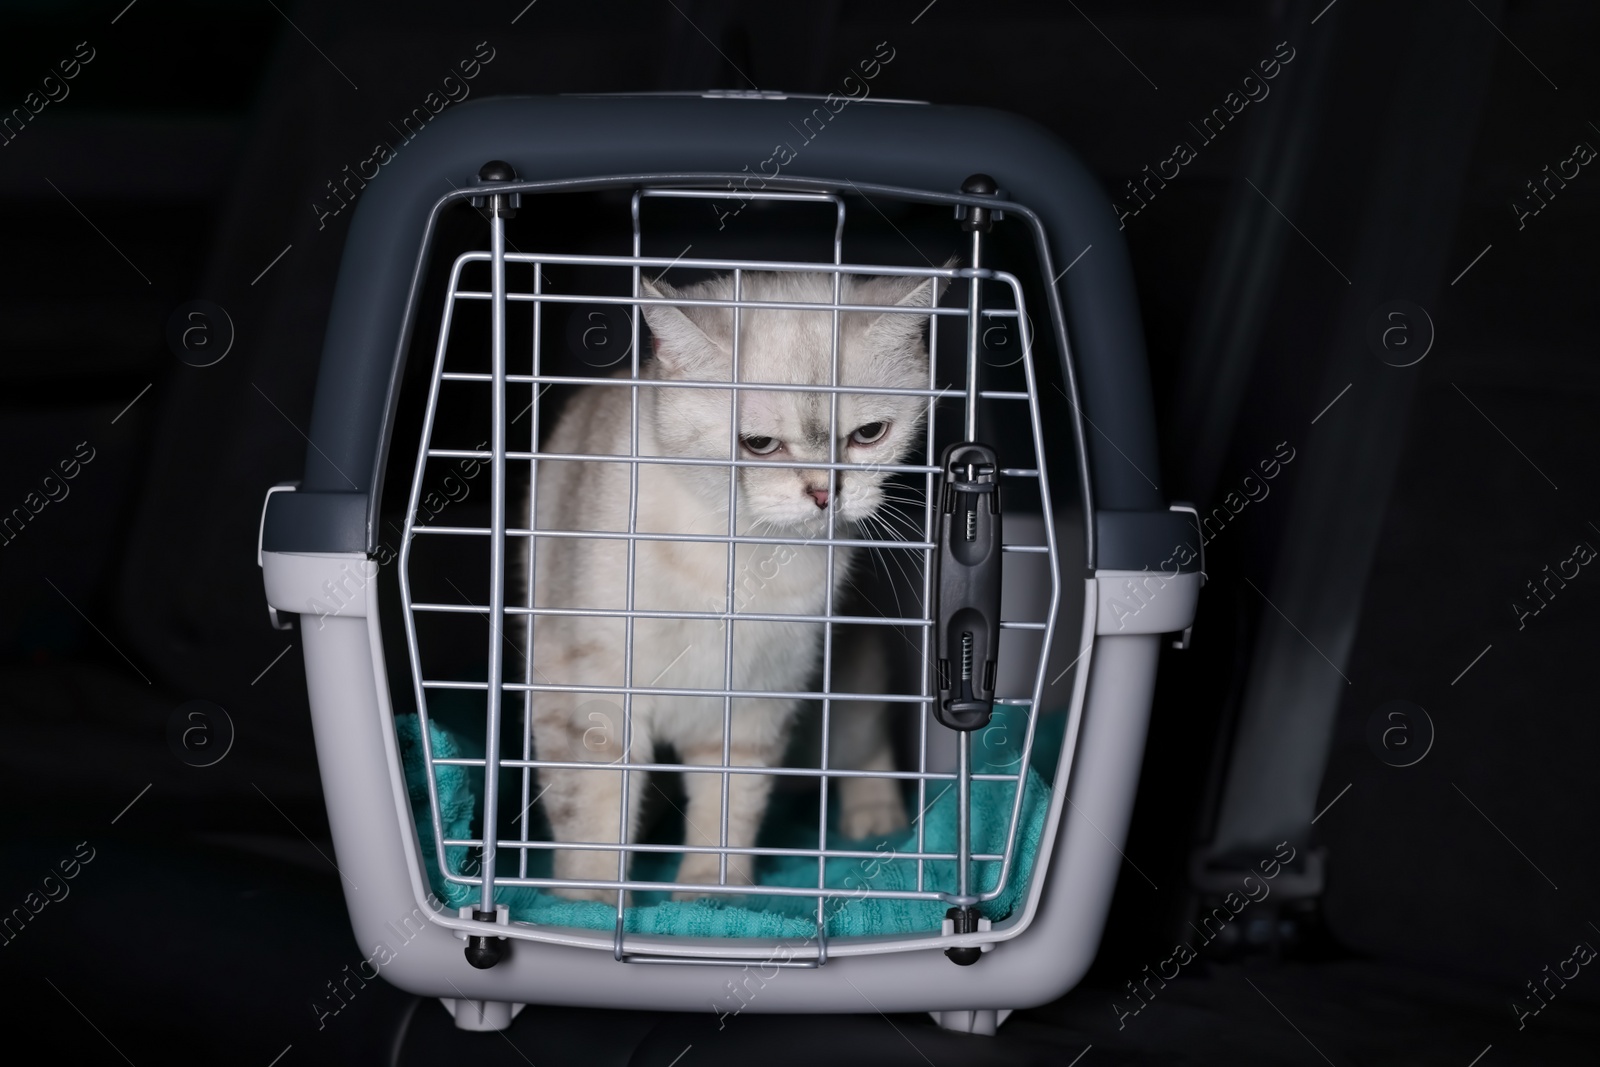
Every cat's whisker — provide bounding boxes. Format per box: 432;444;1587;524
877;493;922;517
846;526;899;611
877;485;928;503
877;515;924;547
875;522;925;605
870;511;921;543
865;507;914;543
862;541;927;658
877;505;927;524
879;500;926;539
858;513;921;621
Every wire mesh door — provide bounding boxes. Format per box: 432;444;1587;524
396;172;1062;963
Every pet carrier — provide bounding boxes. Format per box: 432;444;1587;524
258;93;1199;1035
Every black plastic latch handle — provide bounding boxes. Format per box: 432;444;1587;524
932;442;1002;731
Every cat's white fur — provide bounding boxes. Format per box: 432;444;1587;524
525;269;936;901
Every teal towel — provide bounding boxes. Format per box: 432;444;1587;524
396;706;1058;939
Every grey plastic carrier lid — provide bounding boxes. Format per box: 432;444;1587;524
263;94;1165;568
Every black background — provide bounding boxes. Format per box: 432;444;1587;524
2;1;1598;1064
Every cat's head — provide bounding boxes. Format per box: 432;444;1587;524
639;269;942;534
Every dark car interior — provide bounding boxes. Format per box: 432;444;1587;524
3;1;1598;1063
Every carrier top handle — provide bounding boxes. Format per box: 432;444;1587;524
464;160;520;971
937;175;1005;967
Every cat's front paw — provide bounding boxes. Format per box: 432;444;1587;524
673;852;754;904
837;778;909;839
550;850;633;905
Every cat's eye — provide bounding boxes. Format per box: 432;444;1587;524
741;434;781;455
849;422;889;446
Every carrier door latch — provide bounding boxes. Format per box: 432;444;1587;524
932;442;1002;732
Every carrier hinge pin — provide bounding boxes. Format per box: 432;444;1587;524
945;905;983;966
465;908;509;969
957;173;1000;233
472;160;521;219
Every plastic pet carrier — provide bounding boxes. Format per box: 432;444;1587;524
258;93;1200;1035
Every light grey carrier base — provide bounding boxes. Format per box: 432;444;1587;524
263;547;1194;1031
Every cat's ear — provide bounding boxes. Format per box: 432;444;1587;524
640;278;725;377
860;257;955;355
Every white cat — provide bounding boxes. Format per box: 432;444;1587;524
523;269;936;901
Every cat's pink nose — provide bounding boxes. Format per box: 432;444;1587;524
807;486;831;509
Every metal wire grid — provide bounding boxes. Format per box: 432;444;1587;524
396;185;1062;957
